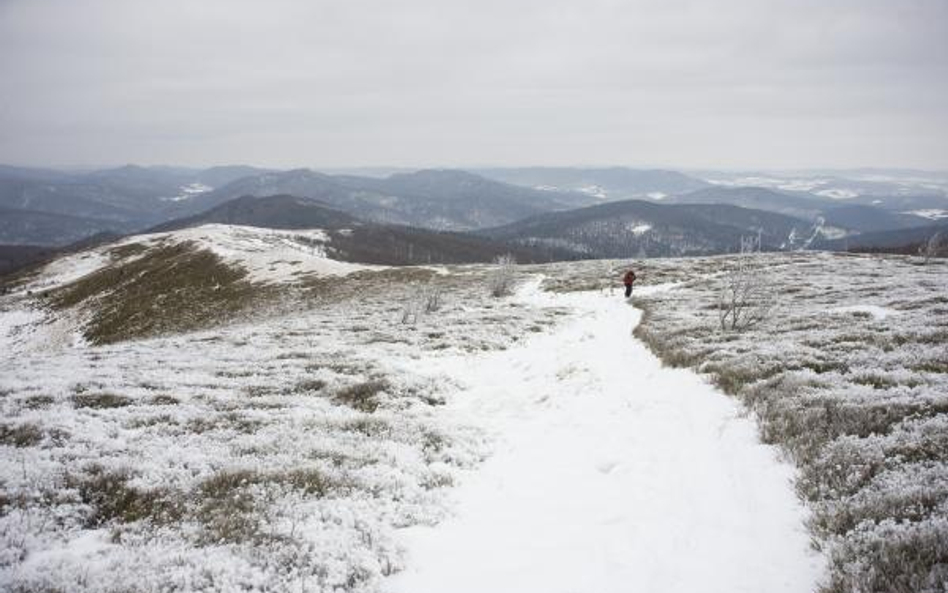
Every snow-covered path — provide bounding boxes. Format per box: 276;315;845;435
386;282;824;593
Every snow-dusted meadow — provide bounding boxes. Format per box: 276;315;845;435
0;229;570;592
624;252;948;593
0;226;944;593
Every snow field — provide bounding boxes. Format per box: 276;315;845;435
387;283;823;593
5;240;938;593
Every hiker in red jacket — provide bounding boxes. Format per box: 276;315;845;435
622;269;636;298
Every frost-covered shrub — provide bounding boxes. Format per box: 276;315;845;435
334;380;389;413
420;284;444;313
824;517;948;593
717;238;776;331
920;230;946;264
398;283;446;325
488;254;517;297
399;299;419;325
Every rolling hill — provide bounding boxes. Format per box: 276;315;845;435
666;186;935;233
474;167;710;200
819;222;948;253
148;194;571;265
149;194;361;233
663;186;831;219
479;199;824;258
0;165;275;243
0;207;130;246
188;169;598;231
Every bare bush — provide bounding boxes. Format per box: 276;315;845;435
920;231;946;264
398;283;443;324
488;254;517;298
718;235;775;331
419;284;444;313
399;300;419;325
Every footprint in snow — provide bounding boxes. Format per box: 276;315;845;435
596;460;620;474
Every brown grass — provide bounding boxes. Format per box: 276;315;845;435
46;242;271;345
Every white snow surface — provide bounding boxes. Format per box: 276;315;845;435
129;224;373;283
11;224;372;297
387;282;823;593
578;184;608;199
705;176;830;193
629;223;652;235
815;188;859;200
907;208;948;220
15;250;111;295
161;182;213;202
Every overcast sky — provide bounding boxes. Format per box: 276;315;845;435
0;0;945;171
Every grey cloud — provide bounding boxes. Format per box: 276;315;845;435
0;0;945;169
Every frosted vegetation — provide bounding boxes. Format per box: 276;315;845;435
619;252;948;593
0;228;945;593
0;238;569;592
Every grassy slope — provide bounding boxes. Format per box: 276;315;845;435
44;241;270;345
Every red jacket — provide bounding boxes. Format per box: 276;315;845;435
623;271;636;285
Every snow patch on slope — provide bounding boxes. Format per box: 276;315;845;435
627;223;652;235
815;188;859;199
161;182;213;202
130;224;374;283
907;209;948;220
17;251;111;295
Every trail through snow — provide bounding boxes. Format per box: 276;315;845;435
386;280;824;593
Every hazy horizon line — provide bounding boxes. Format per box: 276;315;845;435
3;161;948;177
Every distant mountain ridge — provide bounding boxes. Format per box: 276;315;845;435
2;163;947;254
0;206;131;246
664;186;936;233
475;167;710;200
479;199;825;258
147;194;573;265
191;168;598;231
149;194;360;233
819;223;948;252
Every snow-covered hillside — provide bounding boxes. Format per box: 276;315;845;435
1;234;944;593
130;224;372;283
0;232;567;592
0;225;376;352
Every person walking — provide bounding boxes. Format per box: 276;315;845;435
622;269;636;298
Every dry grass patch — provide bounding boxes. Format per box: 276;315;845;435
71;392;132;409
333;380;390;413
46;242;273;345
66;465;183;528
0;423;43;448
